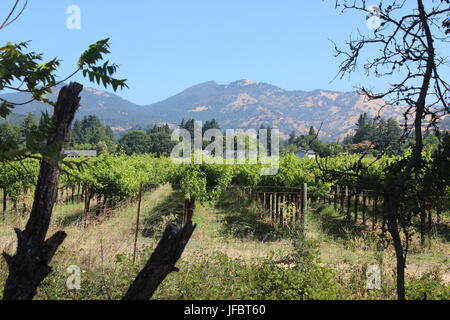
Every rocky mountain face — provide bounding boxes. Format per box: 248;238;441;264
1;80;407;140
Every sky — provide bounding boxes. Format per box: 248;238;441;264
1;0;448;105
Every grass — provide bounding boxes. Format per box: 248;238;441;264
0;185;448;300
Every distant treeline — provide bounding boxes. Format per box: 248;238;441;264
0;112;446;157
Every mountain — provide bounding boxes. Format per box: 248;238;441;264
1;80;408;140
144;80;407;140
1;84;145;132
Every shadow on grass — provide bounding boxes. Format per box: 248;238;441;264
214;190;280;242
54;208;84;227
312;203;365;242
141;190;184;238
435;220;450;242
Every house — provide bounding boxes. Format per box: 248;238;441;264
295;150;316;159
64;150;97;158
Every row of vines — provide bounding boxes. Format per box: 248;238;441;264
1;151;449;225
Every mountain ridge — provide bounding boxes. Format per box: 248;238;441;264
1;80;406;140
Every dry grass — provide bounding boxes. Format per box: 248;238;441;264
0;186;448;287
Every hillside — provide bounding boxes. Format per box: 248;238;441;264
1;80;408;140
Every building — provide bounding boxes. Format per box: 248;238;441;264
64;150;97;158
295;150;316;159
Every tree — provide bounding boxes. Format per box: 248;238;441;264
346;113;403;154
19;112;38;140
0;1;128;299
118;130;150;155
69;115;115;151
1;1;194;301
333;0;450;299
0;123;20;147
288;130;297;145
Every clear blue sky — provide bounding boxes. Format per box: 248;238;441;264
1;0;447;105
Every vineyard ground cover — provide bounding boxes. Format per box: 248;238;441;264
0;183;448;299
311;203;450;285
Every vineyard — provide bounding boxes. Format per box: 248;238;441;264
0;151;449;299
2;152;448;225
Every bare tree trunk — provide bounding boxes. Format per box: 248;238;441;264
2;82;83;300
123;222;196;300
385;190;406;300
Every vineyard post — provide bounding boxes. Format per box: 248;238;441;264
346;187;351;219
2;189;6;221
362;192;367;225
382;196;387;233
301;183;308;238
71;186;75;204
334;186;339;211
427;208;433;245
83;184;89;228
279;193;284;225
275;192;280;221
133;182;144;264
262;192;266;216
271;193;275;222
295;191;301;222
373;196;378;231
354;192;359;224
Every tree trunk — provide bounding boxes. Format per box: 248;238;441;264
2;82;83;300
386;190;406;300
123;222;195;300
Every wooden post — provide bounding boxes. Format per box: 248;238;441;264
382;195;387;233
334;186;339;211
71;186;75;204
301;183;308;238
296;191;301;223
427;208;433;244
271;193;275;222
275;193;279;223
279;193;284;225
83;184;90;228
373;196;378;230
262;192;266;213
133;182;144;263
2;189;7;221
346;187;351;219
354;192;359;224
362;192;367;225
